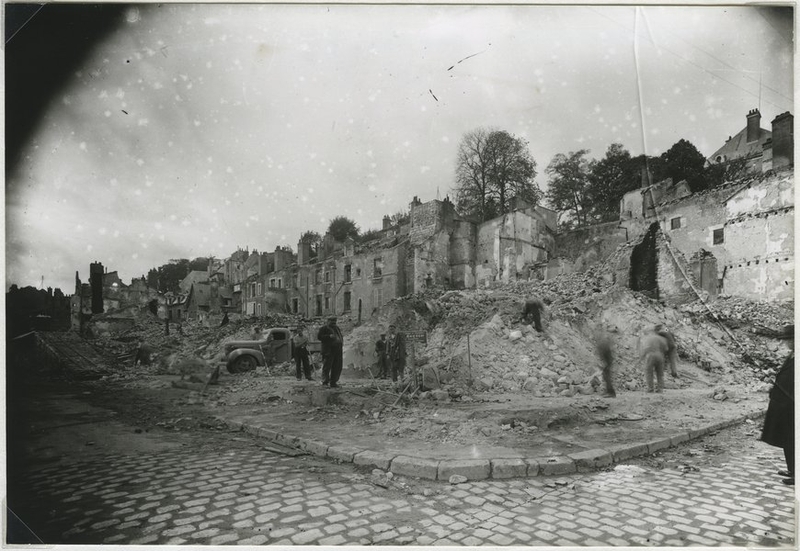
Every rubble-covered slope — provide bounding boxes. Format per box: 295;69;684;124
365;265;792;398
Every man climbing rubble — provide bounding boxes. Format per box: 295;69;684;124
521;297;546;332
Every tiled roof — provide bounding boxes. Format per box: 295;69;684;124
707;125;771;164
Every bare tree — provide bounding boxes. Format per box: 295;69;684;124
453;128;539;222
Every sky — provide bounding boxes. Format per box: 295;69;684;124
5;4;794;293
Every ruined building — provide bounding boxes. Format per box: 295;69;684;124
71;262;161;334
230;196;557;321
77;108;791;327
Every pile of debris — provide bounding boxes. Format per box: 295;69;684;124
90;309;306;379
678;295;794;381
682;295;794;333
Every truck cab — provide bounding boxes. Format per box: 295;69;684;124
222;327;320;373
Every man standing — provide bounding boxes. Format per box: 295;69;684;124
375;334;388;378
522;297;546;332
386;324;406;382
317;316;344;388
292;326;314;381
761;325;794;485
653;324;678;378
595;328;616;398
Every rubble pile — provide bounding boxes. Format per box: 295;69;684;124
401;270;784;399
92;309;305;378
679;295;794;381
681;295;794;333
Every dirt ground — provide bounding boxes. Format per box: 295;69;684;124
23;267;791;470
41;352;768;466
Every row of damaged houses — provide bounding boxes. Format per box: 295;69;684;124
71;108;794;332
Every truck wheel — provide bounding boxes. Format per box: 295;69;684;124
229;355;257;373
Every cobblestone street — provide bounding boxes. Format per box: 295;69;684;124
9;432;795;546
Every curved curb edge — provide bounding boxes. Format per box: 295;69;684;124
214;409;766;482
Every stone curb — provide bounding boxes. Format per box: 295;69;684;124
214;409;766;482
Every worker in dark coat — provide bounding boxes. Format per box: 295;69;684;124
522;297;546;332
317;316;344;388
375;334;388;378
761;325;795;485
292;326;314;381
386;324;407;382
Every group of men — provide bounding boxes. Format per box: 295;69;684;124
288;317;407;388
521;296;679;397
374;324;407;382
290;317;344;387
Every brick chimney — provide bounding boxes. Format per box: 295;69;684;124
746;109;761;143
382;215;391;230
89;262;104;314
297;238;312;265
771;111;794;170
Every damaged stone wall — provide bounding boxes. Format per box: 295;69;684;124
652;185;733;279
448;220;477;289
335;241;408;319
629;223;658;297
550;221;628;276
409;199;455;244
656;233;701;306
627;223;701;306
409;232;452;293
722;171;794;301
475;209;553;285
688;251;718;299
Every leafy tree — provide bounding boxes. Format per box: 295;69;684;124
188;257;210;272
144;259;192;293
327;216;359;242
659;139;706;192
146;268;159;290
453;128;540;222
586;144;641;222
545;149;592;228
389;210;410;226
300;230;322;259
300;230;321;244
704;157;748;189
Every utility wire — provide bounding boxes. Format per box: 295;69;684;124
644;185;747;353
589;7;792;111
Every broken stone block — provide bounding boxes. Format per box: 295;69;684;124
431;390;449;401
449;475;468;484
522;377;538;391
539;367;558;380
509;330;523;342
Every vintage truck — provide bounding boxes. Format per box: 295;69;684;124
222;327;322;373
